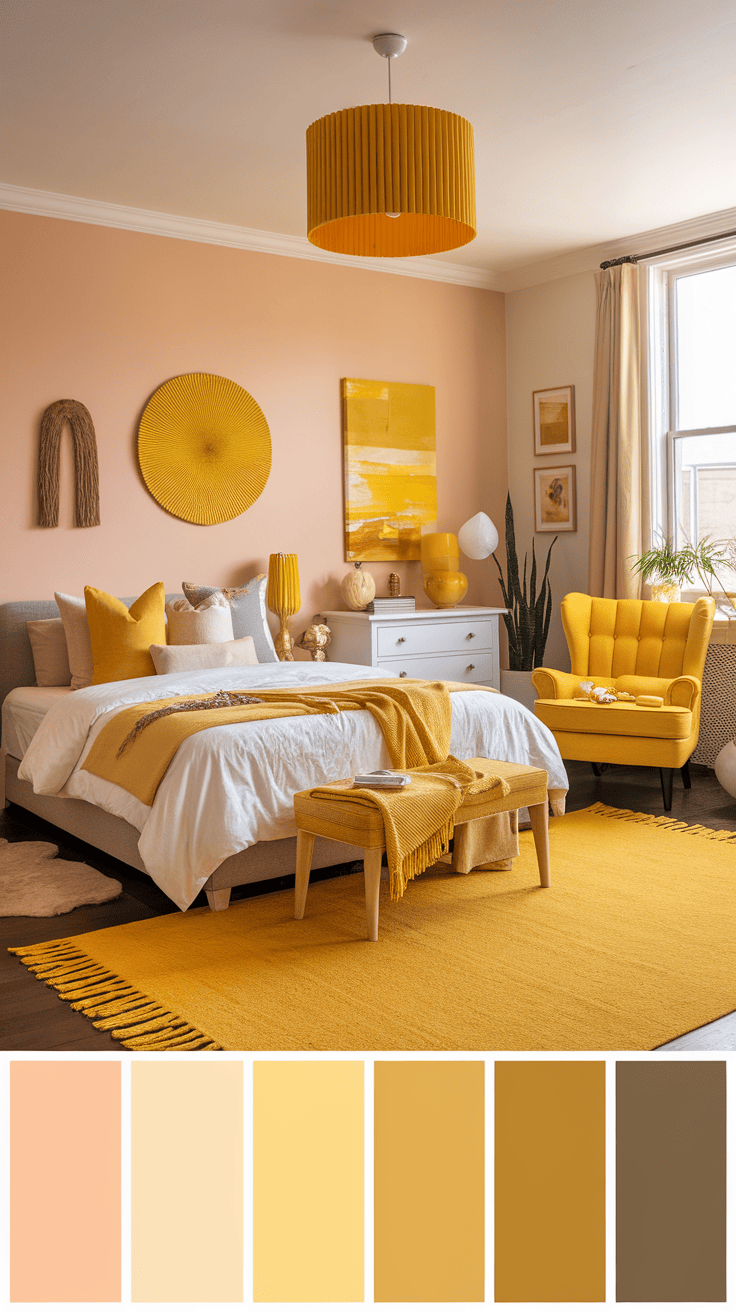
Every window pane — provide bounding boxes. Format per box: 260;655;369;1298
674;432;736;587
675;264;736;430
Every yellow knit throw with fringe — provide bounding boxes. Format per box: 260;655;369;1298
81;678;487;805
307;757;511;900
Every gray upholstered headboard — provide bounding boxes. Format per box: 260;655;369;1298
0;596;184;711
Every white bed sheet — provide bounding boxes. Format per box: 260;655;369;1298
18;662;568;910
2;686;73;759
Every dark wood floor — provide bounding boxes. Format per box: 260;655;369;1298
2;761;734;1051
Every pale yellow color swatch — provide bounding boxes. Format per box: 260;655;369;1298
253;1061;364;1302
374;1061;484;1302
131;1061;243;1303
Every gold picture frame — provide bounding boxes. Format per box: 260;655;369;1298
534;464;577;533
533;385;576;456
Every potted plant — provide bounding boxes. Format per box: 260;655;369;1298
631;536;732;602
493;493;556;709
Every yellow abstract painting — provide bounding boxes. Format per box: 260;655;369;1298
342;378;437;561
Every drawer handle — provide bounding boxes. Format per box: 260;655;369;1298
466;664;475;672
466;632;476;640
397;636;406;643
399;671;408;677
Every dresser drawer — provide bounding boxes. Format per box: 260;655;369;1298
375;619;497;660
378;652;495;684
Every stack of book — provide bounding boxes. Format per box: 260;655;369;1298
352;770;411;790
366;596;416;613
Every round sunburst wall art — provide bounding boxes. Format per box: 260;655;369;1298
138;373;272;524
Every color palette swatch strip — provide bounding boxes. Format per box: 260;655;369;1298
6;1057;728;1304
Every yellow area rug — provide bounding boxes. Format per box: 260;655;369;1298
10;804;736;1052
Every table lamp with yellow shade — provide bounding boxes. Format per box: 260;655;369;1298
267;553;300;660
420;532;468;608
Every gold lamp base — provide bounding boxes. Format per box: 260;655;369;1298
274;615;295;661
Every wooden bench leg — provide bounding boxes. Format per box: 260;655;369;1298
294;829;316;919
528;802;551;887
363;847;383;942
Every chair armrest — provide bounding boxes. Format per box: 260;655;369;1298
666;675;701;709
531;668;581;700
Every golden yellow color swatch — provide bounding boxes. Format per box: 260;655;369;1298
131;1061;243;1303
342;377;436;561
495;1061;605;1302
374;1061;484;1302
253;1061;364;1302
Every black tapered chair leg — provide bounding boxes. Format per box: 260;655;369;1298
591;762;602;777
659;767;674;811
681;759;692;789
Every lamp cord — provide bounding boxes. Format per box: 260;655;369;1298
388;55;392;104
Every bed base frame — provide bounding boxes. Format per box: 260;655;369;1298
5;755;359;911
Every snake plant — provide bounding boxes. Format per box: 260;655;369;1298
492;493;557;671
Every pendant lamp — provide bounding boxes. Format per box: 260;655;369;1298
306;33;476;258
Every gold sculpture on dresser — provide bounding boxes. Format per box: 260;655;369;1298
296;622;332;662
267;553;300;660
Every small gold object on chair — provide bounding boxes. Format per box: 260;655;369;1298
293;759;550;942
532;592;716;810
267;553;300;660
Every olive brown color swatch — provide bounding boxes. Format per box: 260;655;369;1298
616;1060;726;1302
495;1060;606;1302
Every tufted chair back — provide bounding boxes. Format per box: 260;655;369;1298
561;593;716;681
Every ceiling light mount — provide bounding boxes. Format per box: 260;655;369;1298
372;32;407;60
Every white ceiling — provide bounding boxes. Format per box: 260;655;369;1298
2;0;735;278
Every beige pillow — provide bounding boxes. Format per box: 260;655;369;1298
54;592;94;690
27;618;72;687
149;635;258;675
166;595;234;646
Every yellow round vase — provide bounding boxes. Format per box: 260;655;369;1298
423;570;469;609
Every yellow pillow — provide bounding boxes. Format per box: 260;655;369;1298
85;583;166;684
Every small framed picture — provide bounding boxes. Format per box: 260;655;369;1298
533;385;576;456
534;465;577;533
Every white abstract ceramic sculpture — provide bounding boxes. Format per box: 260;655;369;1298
458;511;499;560
714;740;736;799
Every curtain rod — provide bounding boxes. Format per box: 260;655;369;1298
600;226;736;269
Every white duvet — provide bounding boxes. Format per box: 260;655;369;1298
18;662;568;910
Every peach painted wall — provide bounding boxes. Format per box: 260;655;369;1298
1;210;507;642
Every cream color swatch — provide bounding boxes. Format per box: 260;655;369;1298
131;1061;243;1303
253;1061;364;1302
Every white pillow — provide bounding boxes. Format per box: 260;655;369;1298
27;618;72;687
149;635;258;675
165;595;234;645
54;592;94;690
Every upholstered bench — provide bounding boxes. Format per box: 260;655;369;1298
293;758;550;941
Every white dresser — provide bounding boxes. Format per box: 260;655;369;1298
321;606;505;687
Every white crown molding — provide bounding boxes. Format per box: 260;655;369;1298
0;182;503;291
499;205;736;292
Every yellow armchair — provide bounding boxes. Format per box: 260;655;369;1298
532;593;715;810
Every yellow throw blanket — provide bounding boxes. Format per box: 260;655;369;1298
81;679;489;806
307;757;511;900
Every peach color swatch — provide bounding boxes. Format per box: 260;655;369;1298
131;1061;243;1303
374;1060;484;1302
253;1061;364;1302
10;1060;121;1302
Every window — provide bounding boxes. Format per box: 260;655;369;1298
645;242;736;595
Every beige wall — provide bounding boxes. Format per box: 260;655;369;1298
505;270;597;669
1;211;507;639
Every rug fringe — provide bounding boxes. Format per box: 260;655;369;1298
7;939;223;1051
585;802;736;840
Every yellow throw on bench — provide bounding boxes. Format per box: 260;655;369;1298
81;678;492;806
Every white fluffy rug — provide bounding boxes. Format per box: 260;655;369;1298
0;837;122;916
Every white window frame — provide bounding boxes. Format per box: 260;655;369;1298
643;237;736;600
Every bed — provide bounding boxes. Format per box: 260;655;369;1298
2;598;569;911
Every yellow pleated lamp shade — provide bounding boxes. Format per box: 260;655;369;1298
306;103;476;257
267;554;300;617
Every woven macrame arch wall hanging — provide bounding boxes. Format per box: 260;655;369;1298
37;399;101;527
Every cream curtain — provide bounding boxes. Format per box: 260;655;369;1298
588;262;644;599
